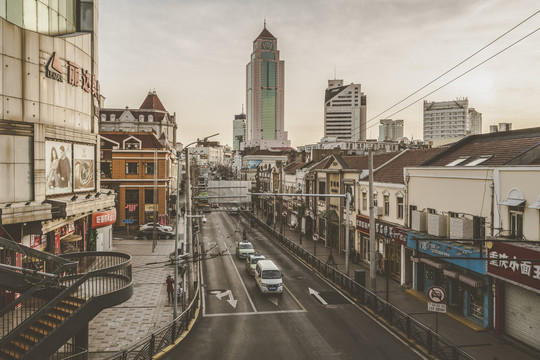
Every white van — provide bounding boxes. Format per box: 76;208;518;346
255;260;283;294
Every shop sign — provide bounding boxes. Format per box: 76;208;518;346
91;208;117;229
45;52;100;100
67;222;75;234
487;242;540;290
407;234;485;275
126;204;138;212
54;233;60;255
355;214;407;245
145;204;157;212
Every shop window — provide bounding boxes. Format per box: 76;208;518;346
101;161;112;178
145;189;154;204
318;181;326;201
469;288;484;321
397;197;404;219
384;195;390;216
125;162;139;175
145;162;156;175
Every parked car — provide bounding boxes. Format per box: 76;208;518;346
236;240;255;259
211;203;219;209
246;254;265;275
139;222;173;232
137;227;175;240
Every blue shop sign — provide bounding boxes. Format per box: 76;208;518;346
407;232;486;274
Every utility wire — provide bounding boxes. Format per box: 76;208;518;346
361;10;540;131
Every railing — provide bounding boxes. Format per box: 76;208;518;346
0;252;132;356
246;211;476;360
105;285;200;360
50;342;88;360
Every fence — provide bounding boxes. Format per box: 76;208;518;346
247;211;476;360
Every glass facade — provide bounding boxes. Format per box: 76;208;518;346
261;89;276;139
1;0;76;35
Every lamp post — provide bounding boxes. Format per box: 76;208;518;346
173;133;218;320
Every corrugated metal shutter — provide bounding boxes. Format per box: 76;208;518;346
504;283;540;350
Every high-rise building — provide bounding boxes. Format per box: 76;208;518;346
233;110;247;150
324;80;367;141
467;108;482;135
423;98;469;141
244;23;290;150
378;119;404;141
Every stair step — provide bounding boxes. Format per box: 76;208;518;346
45;309;68;321
0;344;23;360
9;338;32;352
60;297;86;307
19;331;42;344
52;304;76;314
28;325;50;336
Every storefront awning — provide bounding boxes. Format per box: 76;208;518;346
418;257;444;270
458;274;483;288
499;198;525;207
61;234;82;242
443;269;459;279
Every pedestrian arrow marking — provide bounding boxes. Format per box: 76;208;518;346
268;296;279;306
215;290;238;308
308;287;328;305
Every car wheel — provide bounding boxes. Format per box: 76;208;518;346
166;235;172;240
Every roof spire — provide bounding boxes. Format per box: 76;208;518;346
242;104;244;113
264;18;266;29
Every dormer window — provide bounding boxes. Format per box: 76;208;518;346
111;114;116;122
139;115;144;122
148;115;154;122
446;156;470;166
465;155;492;166
125;141;139;150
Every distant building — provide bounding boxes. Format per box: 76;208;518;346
324;79;367;141
244;23;290;150
233;110;247;150
423;98;468;141
100;91;177;146
467;108;482;135
378;119;404;141
490;123;512;133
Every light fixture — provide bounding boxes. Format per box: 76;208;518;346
25;201;32;206
107;190;113;196
94;193;101;198
71;195;78;201
85;194;92;199
4;203;11;208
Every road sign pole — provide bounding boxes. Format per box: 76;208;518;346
436;312;438;334
127;224;129;236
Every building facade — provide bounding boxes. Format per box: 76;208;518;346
233;110;247;150
324;80;367;141
244;23;290;150
423;98;469;142
378;119;404;142
467;108;482;136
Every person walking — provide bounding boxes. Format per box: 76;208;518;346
166;275;174;302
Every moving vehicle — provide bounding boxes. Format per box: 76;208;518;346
139;222;173;232
236;240;254;259
231;206;239;215
255;260;283;294
137;227;175;240
245;254;265;275
211;203;219;209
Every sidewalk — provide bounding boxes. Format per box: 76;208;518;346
87;229;179;359
255;212;539;360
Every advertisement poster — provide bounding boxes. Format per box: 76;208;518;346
73;144;95;192
45;140;73;195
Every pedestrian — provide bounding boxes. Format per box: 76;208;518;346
166;275;174;302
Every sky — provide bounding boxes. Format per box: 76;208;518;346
98;0;540;148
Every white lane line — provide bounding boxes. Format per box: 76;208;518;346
204;309;306;318
222;240;258;313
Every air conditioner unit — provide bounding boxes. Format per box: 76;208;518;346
450;217;473;239
428;213;447;237
376;207;384;217
411;210;426;232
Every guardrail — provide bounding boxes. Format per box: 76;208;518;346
246;211;476;360
105;285;200;360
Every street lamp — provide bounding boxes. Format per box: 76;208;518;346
173;133;218;320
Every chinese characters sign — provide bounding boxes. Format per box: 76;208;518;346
45;52;100;100
355;214;407;245
487;242;540;290
91;208;117;229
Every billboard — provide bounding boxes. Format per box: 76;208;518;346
247;160;262;169
46;140;72;195
73;144;95;192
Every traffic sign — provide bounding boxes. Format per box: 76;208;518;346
122;219;134;224
427;286;446;303
428;302;447;313
312;233;319;242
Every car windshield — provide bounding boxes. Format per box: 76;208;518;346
239;243;253;250
250;257;262;264
262;270;281;279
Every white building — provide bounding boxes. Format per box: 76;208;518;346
423;98;469;142
378;119;404;142
324;79;367;141
467;108;482;136
233;111;247;150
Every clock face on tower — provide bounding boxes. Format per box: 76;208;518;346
261;40;274;51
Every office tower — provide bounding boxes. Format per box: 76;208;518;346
467;108;482;135
324;80;367;141
378;119;404;141
245;23;291;149
423;98;469;141
233;110;247;150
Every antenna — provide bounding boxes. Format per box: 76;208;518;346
264;18;266;28
242;104;244;113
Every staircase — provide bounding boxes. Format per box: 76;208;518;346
0;237;133;360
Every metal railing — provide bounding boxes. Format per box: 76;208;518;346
246;211;476;360
105;285;200;360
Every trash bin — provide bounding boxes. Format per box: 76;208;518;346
354;269;366;287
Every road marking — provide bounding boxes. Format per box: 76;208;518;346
308;287;328;305
204;309;306;318
222;240;257;313
215;290;238;308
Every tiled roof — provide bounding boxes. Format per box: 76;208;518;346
100;132;165;150
139;91;167;111
284;161;313;174
100;108;171;123
256;27;276;40
373;148;444;184
422;127;540;166
341;152;401;170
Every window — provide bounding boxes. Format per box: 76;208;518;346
125;189;139;204
101;161;112;178
509;206;523;238
397;197;404;219
445;156;469;166
465;155;492;166
384;195;390;216
145;189;154;204
145;162;156;175
139;115;144;122
427;208;436;214
318;181;326;201
125;162;139;175
111;114;116;122
125;140;140;150
373;195;378;208
362;190;367;210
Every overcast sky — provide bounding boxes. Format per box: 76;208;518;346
98;0;540;148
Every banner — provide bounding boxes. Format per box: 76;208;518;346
91;208;117;229
45;140;72;195
73;144;95;192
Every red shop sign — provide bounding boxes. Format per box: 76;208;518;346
355;214;407;245
487;242;540;291
91;208;117;229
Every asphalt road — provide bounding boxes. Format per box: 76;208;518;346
163;211;424;360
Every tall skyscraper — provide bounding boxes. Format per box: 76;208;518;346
233;109;247;150
378;119;404;141
244;23;290;150
324;80;367;141
423;98;469;141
